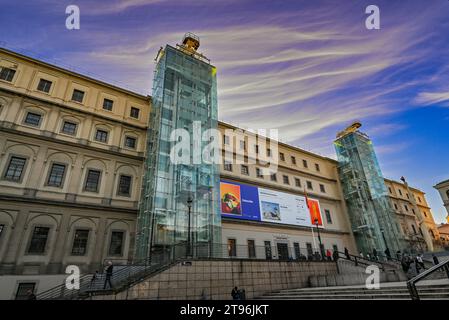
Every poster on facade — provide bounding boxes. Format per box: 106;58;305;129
220;180;324;228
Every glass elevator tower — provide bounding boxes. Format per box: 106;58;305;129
334;122;404;255
135;33;221;260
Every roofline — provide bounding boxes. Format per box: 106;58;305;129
0;47;151;101
384;177;425;194
434;179;449;187
218;121;338;164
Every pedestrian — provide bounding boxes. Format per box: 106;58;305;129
103;261;114;289
344;247;350;260
396;250;402;261
326;249;332;261
359;252;364;259
231;286;239;300
432;254;440;265
332;250;339;261
26;289;36;300
366;253;371;261
384;248;392;260
372;248;378;261
416;254;425;270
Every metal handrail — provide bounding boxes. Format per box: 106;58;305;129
406;259;449;300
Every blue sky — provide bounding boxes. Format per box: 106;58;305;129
1;0;448;223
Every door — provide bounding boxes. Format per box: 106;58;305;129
277;243;289;260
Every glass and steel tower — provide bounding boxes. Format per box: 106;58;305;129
334;122;404;255
135;33;221;260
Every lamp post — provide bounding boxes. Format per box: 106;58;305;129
187;197;193;257
314;218;323;259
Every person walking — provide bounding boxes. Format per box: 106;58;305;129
90;270;99;288
416;254;425;270
372;249;378;261
432;254;440;265
384;248;391;261
344;247;350;260
26;289;36;300
326;249;332;261
231;287;239;300
333;249;339;261
103;261;114;290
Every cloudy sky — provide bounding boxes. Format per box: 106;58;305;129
1;0;448;223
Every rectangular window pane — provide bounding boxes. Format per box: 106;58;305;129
130;107;140;118
241;165;249;175
223;135;230;145
0;68;16;82
303;159;308;168
24;112;42;126
103;98;113;111
294;242;300;259
109;231;125;256
279;153;285;161
320;184;326;193
325;209;332;224
270;173;277;181
256;168;263;178
95;130;108;143
61;121;77;135
315;163;320;172
4;156;26;182
125;136;136;149
247;240;256;258
307;181;313;190
291;156;296;165
295;178;301;187
224;162;232;172
84;170;101;192
118;175;132;196
47;163;66;187
72;89;85;103
71;230;89;256
283;175;289;184
15;283;35;300
306;243;313;256
37;79;52;93
28;227;50;254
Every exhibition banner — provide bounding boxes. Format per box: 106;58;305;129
220;180;323;228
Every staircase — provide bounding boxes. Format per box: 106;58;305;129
256;280;449;300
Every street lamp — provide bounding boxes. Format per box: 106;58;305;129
187;197;193;257
314;218;323;259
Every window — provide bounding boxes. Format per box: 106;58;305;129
118;175;132;196
15;283;36;300
319;184;326;193
315;163;320;172
325;209;332;224
24;112;42;127
306;181;313;190
239;140;246;150
283;175;289;185
398;189;403;196
279;153;285;161
3;156;27;182
412;225;417;234
130;107;140;119
71;229;89;256
37;79;52;93
264;241;272;260
0;67;16;82
47;163;66;187
227;239;236;257
108;231;125;256
267;148;272;157
423;211;427;218
303;159;308;168
103;98;114;111
241;165;249;175
124;136;137;149
293;243;301;259
224;161;232;172
61;121;77;135
412;208;415;214
223;135;230;145
389;187;392;194
84;169;101;192
394;203;398;210
256;168;263;178
270;173;277;182
71;89;85;103
95;129;109;143
247;240;256;258
406;193;410;199
27;226;50;254
404;205;409;212
306;243;313;256
418;197;422;203
255;145;259;154
295;178;301;187
291;156;296;165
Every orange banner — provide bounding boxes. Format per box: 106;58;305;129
307;198;323;226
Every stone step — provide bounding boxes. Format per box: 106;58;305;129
269;288;449;296
276;284;449;294
257;292;449;300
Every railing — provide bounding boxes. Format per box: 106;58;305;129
406;259;449;300
36;242;340;300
